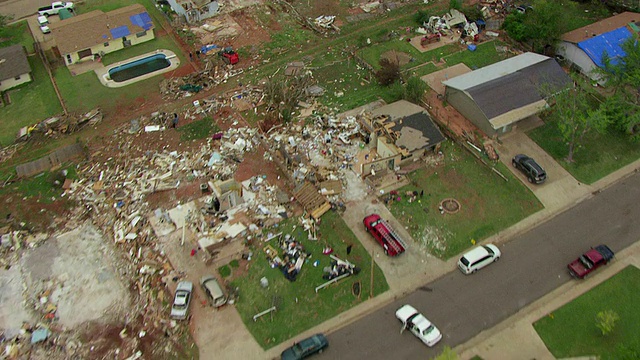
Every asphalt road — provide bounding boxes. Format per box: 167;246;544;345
316;171;640;359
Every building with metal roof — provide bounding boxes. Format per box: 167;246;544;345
556;12;640;84
442;52;572;138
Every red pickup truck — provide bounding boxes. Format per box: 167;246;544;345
567;244;614;279
363;214;406;256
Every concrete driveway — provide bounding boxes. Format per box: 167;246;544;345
496;131;594;212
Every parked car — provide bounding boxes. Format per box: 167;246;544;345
280;333;328;360
395;304;442;347
457;244;501;274
38;1;74;17
37;16;50;34
170;281;193;320
200;275;227;308
568;244;614;279
512;154;547;184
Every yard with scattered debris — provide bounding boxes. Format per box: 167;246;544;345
0;0;622;359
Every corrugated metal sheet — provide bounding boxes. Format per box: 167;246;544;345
16;143;85;178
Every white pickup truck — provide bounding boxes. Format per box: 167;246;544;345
38;1;74;17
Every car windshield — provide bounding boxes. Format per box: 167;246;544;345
482;245;494;255
579;255;593;269
423;325;435;336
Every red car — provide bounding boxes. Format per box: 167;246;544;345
568;245;614;279
363;214;406;256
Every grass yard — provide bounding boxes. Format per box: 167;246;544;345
177;116;220;141
387;141;542;259
533;265;640;359
528;123;640;185
0;55;63;146
230;210;389;349
441;40;508;70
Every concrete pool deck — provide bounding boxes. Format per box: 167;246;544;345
94;49;180;88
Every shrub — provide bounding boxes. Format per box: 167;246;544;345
376;58;401;86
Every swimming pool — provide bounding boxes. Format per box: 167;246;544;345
108;53;171;83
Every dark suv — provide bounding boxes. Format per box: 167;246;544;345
512;154;546;184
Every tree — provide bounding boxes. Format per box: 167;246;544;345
375;58;401;86
547;83;611;162
404;76;427;104
262;74;313;123
502;0;572;52
595;309;620;336
598;37;640;139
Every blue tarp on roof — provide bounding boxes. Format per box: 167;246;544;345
110;25;131;39
577;27;632;68
130;12;153;30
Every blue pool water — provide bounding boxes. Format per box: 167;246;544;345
108;53;171;83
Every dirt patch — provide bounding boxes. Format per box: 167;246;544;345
381;50;413;66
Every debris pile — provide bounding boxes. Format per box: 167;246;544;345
159;66;244;100
16;108;103;142
264;233;310;282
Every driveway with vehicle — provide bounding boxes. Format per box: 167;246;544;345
315;169;640;359
497;131;592;211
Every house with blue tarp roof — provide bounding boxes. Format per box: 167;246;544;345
49;4;155;66
556;12;640;85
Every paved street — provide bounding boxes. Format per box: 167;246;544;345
316;170;640;359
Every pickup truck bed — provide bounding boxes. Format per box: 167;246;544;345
568;244;614;279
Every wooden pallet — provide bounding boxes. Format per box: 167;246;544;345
293;182;331;219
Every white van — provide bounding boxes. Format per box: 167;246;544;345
457;244;501;274
200;275;227;307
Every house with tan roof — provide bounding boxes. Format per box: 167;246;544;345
49;4;155;66
0;45;32;92
556;12;640;84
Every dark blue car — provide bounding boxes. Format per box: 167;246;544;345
281;333;328;360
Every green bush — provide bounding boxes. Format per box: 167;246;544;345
218;265;231;278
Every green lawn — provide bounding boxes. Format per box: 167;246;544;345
528;123;640;185
0;55;63;146
387;141;542;259
441;40;508;70
231;210;389;349
534;266;640;359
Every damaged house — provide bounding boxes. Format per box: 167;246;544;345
443;52;572;138
50;4;155;66
360;100;445;176
167;0;220;24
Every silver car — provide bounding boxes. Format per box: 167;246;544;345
171;281;193;320
200;275;227;308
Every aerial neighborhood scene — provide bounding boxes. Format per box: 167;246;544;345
2;0;640;359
